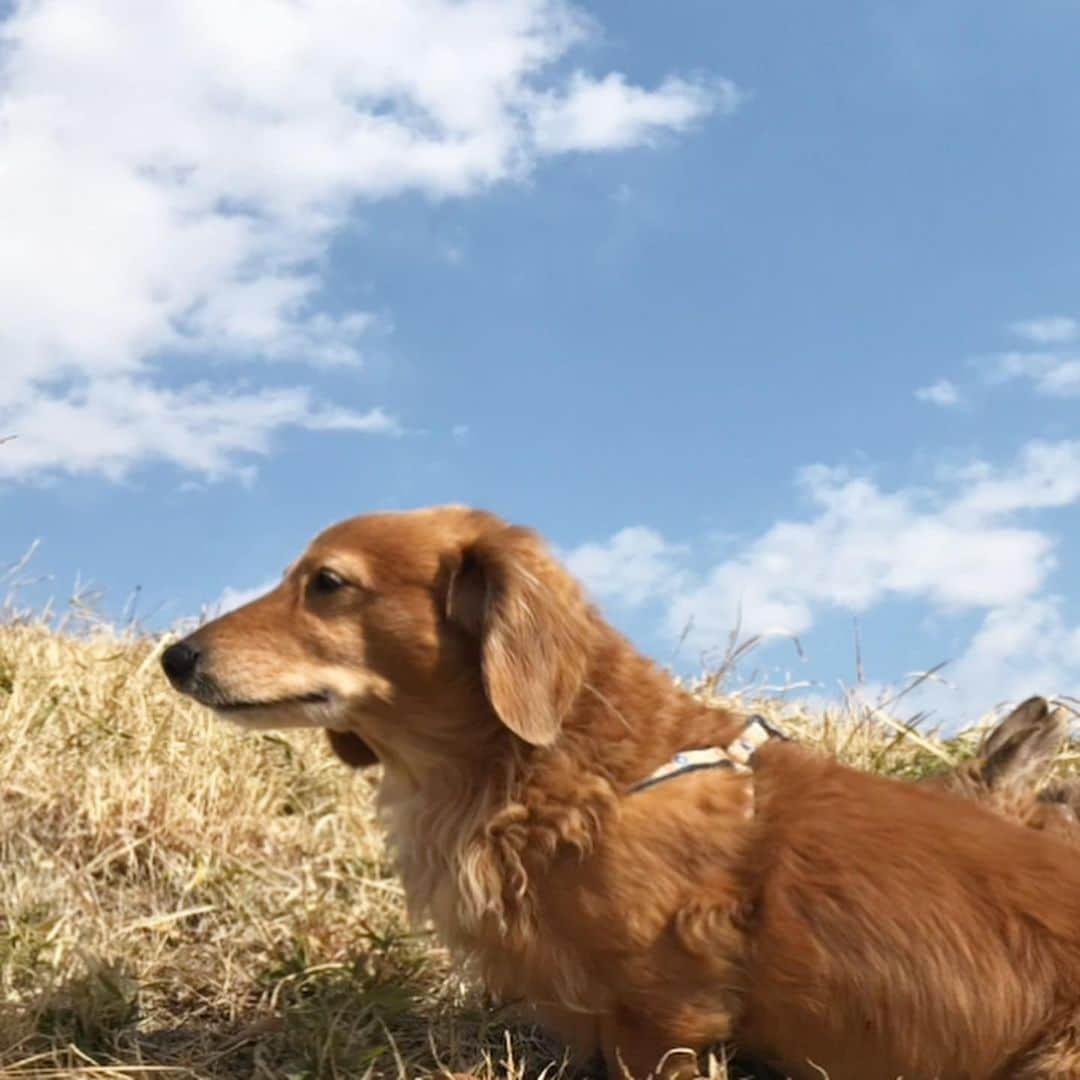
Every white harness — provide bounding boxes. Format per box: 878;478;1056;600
629;714;787;795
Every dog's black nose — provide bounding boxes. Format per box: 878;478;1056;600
161;639;200;685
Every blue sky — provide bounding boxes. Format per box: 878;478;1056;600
2;0;1080;725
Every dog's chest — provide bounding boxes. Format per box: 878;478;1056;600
376;773;596;1010
375;771;489;945
376;776;444;911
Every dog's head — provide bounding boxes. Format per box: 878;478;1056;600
161;506;596;773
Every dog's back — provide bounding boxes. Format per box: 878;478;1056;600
738;741;1080;1079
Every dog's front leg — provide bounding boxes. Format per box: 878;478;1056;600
533;1004;604;1074
600;1012;702;1080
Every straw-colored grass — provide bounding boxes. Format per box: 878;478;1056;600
0;617;1069;1079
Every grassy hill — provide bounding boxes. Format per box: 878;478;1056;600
0;620;1059;1078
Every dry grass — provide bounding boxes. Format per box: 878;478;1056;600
0;616;1069;1079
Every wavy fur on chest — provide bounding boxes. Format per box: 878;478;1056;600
378;741;623;1012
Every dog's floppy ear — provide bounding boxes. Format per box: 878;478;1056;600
445;525;593;747
325;729;379;768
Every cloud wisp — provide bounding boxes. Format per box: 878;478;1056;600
0;0;727;481
565;440;1080;720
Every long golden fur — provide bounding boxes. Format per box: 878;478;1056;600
162;506;1080;1079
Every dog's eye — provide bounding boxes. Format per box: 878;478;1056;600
311;568;347;594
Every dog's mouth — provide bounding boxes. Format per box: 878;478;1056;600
214;691;332;714
208;689;341;731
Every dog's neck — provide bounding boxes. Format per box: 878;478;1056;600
565;627;750;790
376;627;748;997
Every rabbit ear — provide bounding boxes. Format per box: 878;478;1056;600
982;697;1050;756
979;697;1067;790
1039;778;1080;819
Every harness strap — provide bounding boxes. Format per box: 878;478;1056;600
629;714;788;795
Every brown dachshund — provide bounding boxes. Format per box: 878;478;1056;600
162;506;1080;1079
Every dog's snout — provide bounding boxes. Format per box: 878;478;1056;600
161;639;201;686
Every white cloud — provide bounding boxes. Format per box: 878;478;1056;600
914;378;961;407
531;72;728;153
1010;316;1079;345
942;599;1080;714
214;577;279;616
0;0;729;482
562;526;688;608
567;440;1080;720
0;379;399;481
948;440;1080;516
984;351;1080;398
665;463;1056;643
169;573;276;632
